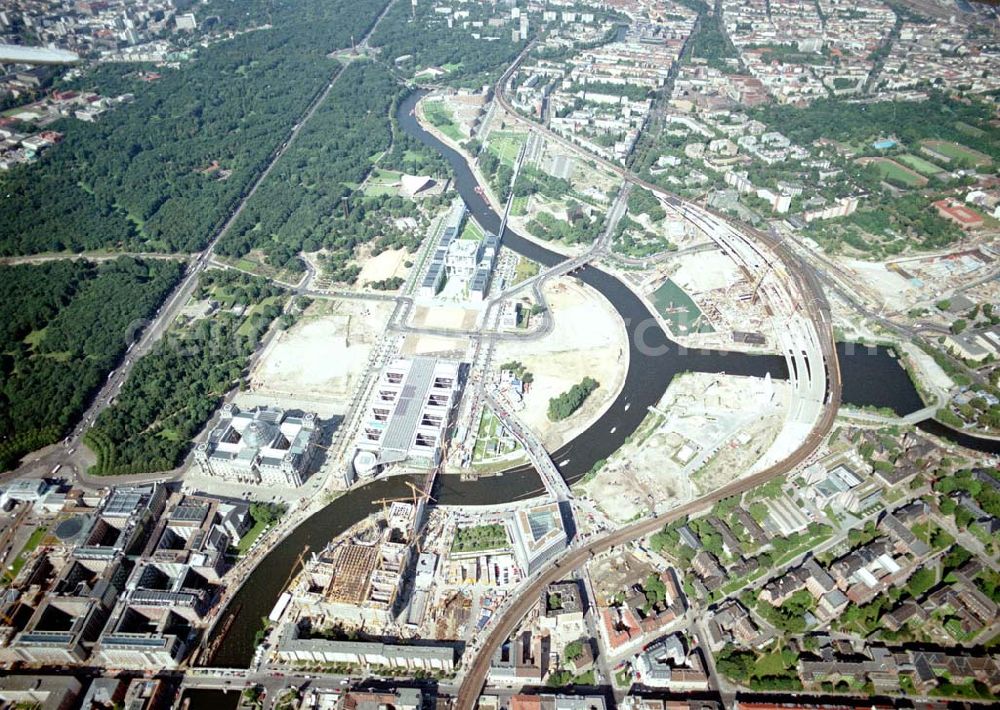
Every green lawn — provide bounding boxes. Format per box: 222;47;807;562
472;408;519;463
423;100;464;143
861;157;928;187
363;168;404;197
4;526;48;582
403;149;429;162
897;153;944;176
771;529;833;568
487;131;527;167
236;518;269;556
512;258;540;285
459;218;484;241
921;139;992;166
651;279;714;334
236;295;283;337
755;649;793;676
23;328;47;348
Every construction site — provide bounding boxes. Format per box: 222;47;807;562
269;478;571;660
491;276;629;451
578;371;792;524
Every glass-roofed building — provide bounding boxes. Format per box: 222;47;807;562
194;404;319;487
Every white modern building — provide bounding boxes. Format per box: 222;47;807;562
420;200;466;297
418;198;499;301
275;624;455;671
194;405;319;487
353;358;462;476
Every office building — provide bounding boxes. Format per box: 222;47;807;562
354;358;461;475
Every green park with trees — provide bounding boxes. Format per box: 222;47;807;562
0;258;183;470
84;270;286;475
0;0;393;256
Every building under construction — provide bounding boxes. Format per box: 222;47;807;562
289;501;419;629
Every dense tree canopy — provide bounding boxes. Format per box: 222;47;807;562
216;62;400;271
371;1;524;87
0;0;391;256
0;258;183;470
752;93;999;161
548;377;600;421
84;270;286;475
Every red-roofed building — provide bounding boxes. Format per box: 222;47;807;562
601;606;643;652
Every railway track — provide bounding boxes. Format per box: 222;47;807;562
452;41;843;710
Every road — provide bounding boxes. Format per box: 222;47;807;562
451;40;843;710
6;0;401;489
0;251;197;265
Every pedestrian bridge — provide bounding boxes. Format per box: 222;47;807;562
484;392;571;503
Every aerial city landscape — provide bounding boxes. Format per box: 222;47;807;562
0;0;999;708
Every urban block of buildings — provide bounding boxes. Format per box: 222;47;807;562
419;199;500;302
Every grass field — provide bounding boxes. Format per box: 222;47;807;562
754;650;794;677
363;168;404;197
460;218;484;242
487;131;527;167
236;295;283;337
423;100;463;143
236;518;269;556
225;252;301;285
897;153;944;177
512;257;540;285
920;139;992;167
955;121;985;138
4;526;48;582
858;157;928;187
651;279;714;334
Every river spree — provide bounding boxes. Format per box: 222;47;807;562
205;91;930;668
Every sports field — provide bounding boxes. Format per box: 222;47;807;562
857;157;928;187
897;153;944;177
920;139;991;167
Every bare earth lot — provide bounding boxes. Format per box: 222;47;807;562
580;372;790;524
494;276;628;450
356;247;412;287
245;299;394;416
